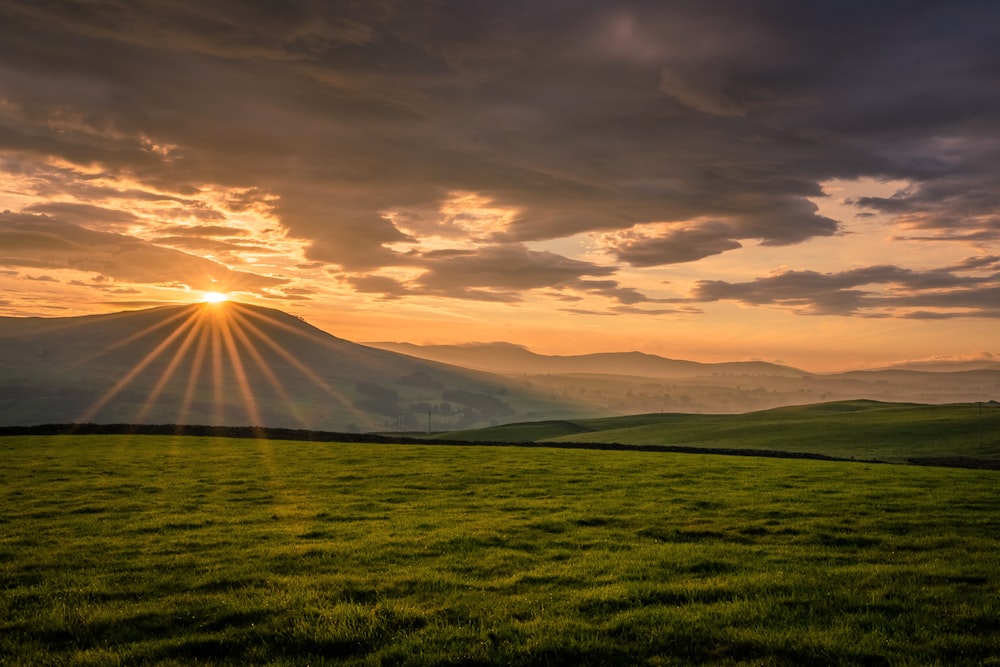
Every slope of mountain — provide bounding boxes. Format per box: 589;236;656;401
0;303;588;430
365;341;809;378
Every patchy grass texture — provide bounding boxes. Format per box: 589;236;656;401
1;435;998;665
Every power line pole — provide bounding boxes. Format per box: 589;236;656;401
979;401;984;449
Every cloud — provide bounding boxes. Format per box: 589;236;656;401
343;244;665;305
0;211;286;292
606;222;744;266
659;65;746;118
0;0;999;313
413;244;616;300
23;202;140;226
156;224;250;237
854;170;1000;244
345;275;411;299
691;259;1000;318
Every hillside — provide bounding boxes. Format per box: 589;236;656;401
0;302;587;431
438;400;1000;465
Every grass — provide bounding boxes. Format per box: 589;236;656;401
1;434;999;665
440;400;1000;464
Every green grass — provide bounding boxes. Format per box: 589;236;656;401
440;400;1000;464
1;434;999;665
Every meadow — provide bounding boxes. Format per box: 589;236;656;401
441;400;1000;466
1;434;998;665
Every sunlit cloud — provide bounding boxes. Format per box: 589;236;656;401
0;211;287;293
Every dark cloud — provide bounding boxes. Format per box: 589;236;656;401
854;169;1000;244
345;275;410;299
345;248;666;306
23;202;140;226
413;244;615;300
691;259;1000;317
610;222;744;267
0;0;998;308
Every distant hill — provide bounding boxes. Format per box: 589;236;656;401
0;303;588;431
365;341;809;378
366;342;1000;414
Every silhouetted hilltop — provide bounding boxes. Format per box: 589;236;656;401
0;302;586;430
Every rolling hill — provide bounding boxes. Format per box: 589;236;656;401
436;400;1000;466
0;302;588;431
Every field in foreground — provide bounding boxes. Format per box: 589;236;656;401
1;435;998;666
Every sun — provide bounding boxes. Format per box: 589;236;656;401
201;291;230;303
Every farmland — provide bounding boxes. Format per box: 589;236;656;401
441;400;1000;466
1;434;998;665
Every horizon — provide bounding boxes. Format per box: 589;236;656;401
1;3;998;373
3;299;998;376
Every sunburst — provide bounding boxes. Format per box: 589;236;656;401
75;300;367;430
201;291;229;303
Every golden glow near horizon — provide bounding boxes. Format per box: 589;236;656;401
201;291;230;303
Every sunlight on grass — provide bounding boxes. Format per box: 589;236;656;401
1;435;997;665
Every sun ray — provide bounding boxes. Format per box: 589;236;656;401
76;307;203;423
225;314;310;428
216;308;263;429
132;306;210;424
210;310;226;424
74;306;196;368
177;313;212;426
229;308;363;419
72;300;381;430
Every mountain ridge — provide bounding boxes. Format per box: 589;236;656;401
0;302;588;430
365;341;810;378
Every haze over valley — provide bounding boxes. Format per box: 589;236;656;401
2;303;996;431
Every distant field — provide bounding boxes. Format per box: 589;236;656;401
441;400;1000;465
2;434;998;665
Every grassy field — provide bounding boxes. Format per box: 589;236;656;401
1;434;998;665
440;400;1000;465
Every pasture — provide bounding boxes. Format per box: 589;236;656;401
1;434;998;665
441;400;1000;466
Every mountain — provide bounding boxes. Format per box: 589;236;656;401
364;341;809;378
0;303;588;431
878;360;1000;372
366;342;1000;415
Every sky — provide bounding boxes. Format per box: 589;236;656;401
0;0;998;372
